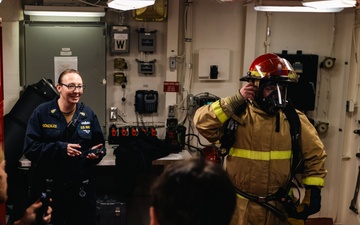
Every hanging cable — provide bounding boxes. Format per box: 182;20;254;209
264;12;272;53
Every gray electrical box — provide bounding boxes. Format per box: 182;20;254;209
137;28;156;53
136;59;156;75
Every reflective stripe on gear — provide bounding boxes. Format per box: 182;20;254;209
211;101;229;123
303;176;325;187
229;148;292;160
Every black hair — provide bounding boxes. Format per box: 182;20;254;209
150;158;236;225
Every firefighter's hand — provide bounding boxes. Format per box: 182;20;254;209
240;82;257;101
288;186;321;220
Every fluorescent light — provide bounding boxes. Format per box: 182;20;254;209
254;0;344;12
24;5;105;17
216;0;244;2
254;5;344;12
302;0;356;8
107;0;155;11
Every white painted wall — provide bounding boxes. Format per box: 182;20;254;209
3;21;21;115
2;0;360;224
0;0;23;115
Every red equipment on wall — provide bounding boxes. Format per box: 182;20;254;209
201;144;221;164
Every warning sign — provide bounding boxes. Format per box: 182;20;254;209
163;81;180;92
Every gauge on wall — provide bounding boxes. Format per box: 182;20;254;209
132;0;167;22
320;57;336;69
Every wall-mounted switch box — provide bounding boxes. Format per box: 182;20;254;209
136;59;156;75
137;28;157;53
169;56;176;70
168;105;175;117
110;107;118;120
198;48;230;81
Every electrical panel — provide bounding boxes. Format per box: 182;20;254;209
277;52;319;111
111;25;130;54
136;59;156;74
137;28;157;53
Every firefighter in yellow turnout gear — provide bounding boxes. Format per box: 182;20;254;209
194;53;327;225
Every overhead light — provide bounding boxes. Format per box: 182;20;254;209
254;5;344;12
107;0;155;11
254;0;344;12
23;5;105;17
302;0;356;8
216;0;244;2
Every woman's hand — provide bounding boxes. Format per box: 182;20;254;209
86;143;104;159
67;143;82;157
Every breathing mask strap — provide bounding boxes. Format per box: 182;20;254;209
66;102;84;136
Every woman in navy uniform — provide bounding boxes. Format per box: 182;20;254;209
24;69;106;225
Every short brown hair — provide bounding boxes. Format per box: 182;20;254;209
57;69;81;84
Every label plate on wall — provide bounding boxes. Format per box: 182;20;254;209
111;25;130;54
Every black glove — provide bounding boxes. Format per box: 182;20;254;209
288;185;321;220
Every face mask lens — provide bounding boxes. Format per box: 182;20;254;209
276;84;283;105
268;83;287;110
256;81;288;115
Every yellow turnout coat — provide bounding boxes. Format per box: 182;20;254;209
194;98;327;225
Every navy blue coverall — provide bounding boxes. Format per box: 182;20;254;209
23;98;106;225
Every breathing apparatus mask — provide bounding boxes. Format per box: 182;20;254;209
256;81;288;115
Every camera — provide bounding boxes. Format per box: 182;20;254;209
36;180;52;224
82;147;102;157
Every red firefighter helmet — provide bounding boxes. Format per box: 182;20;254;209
240;53;299;83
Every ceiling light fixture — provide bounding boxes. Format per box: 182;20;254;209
302;0;356;8
254;5;343;12
216;0;244;2
254;1;344;12
23;5;105;17
107;0;155;11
